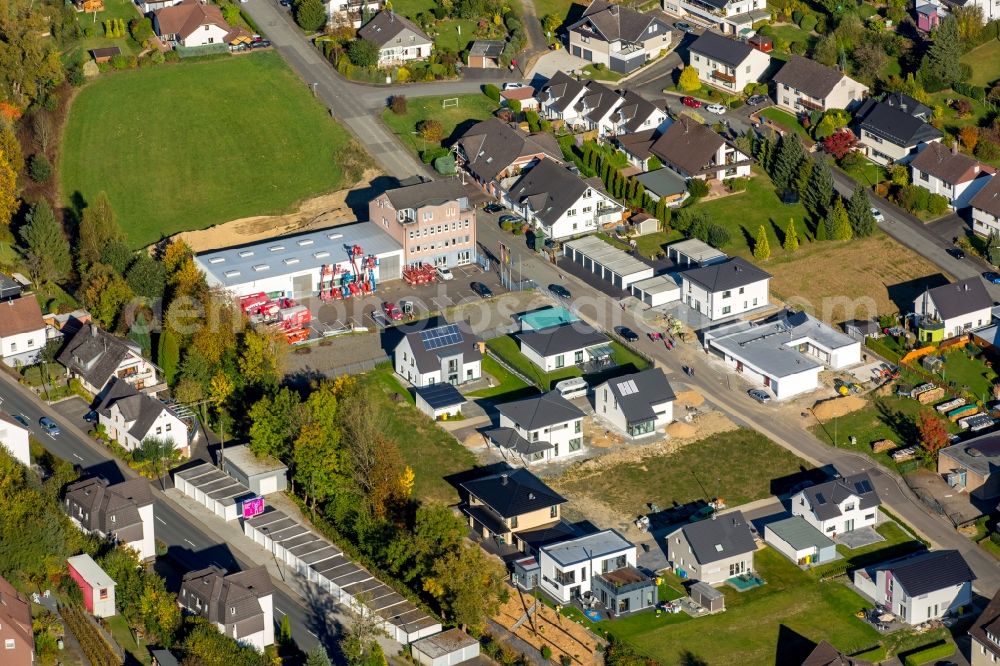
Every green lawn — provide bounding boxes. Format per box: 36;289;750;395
67;0;143;61
839;158;886;188
580;64;623;82
359;366;476;504
61;52;354;248
533;0;583;26
938;349;998;401
381;93;497;156
767;24;814;52
555;429;810;519
467;356;536;399
105;614;150;665
634;230;684;259
759;107;812;142
429;18;480;53
391;0;437;18
962;39;1000;87
808;522;924;579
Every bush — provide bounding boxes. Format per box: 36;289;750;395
525;109;540;131
389;94;407;114
420;147;449;163
927;193;950;216
417;118;444;142
432;5;446;18
434;154;456;174
792;10;803;23
28;153;51;183
540;646;552;660
976;139;1000;161
483;83;501;103
687;178;710;198
902;641;955;666
799;14;816;31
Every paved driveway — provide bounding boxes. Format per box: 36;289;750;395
526;48;587;81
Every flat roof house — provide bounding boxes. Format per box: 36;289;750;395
634;168;689;206
517;321;610;372
414;382;466;420
594;368;675;438
67;554;116;618
969;589;1000;666
392;321;482;387
910;142;995;209
854;97;943;166
971;173;1000;237
791;472;880;537
453;118;563;198
666;510;756;585
97;377;190;456
687;31;770;94
566;0;672;74
938;432;1000;500
0;575;35;666
486;392;586;464
772;55;868;115
358;11;432;66
650;116;752;182
65;477;156;561
666;238;727;267
853;550;974;625
764;515;837;567
913;276;993;341
680;256;771;321
59;322;160;397
411;629;480;666
179;566;275;651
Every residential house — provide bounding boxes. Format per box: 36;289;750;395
153;0;248;48
594;368;675;438
916;1;941;31
970;589;1000;666
686;31;770;93
662;0;770;35
97;377;190;456
854;96;943;165
913;277;993;340
938;432;1000;500
791;472;881;537
772;55;868;114
358;11;432;66
67;554;116;618
566;81;626;136
505;159;623;240
853;550;974;625
0;295;49;367
0;575;34;666
392;321;482;387
616;129;660;171
680;256;771;320
369;179;476;268
635;167;690;205
764;516;838;567
667;238;728;267
179;566;275;652
325;0;380;28
567;0;672;73
608;90;668;136
800;641;873;666
453;118;562;197
704;310;862;399
666;510;757;585
486;392;585;464
919;0;999;25
59;322;160;397
467;40;505;68
538;71;590;124
534;530;657;614
972;173;1000;237
501;86;540;111
650;116;752;181
64;477;156;561
0;413;29;467
459;467;570;555
141;0;182;13
910;142;995;209
517;321;610;371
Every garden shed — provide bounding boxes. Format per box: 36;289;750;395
411;628;480;666
689;581;724;613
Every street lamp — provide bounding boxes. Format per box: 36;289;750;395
260;527;285;581
411;130;425;151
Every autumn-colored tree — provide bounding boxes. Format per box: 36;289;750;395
82;263;134;329
162;238;193;276
399;466;415;499
822;130;858;159
417;119;444;142
429;542;507;631
0;149;17;228
917;409;949;457
960;125;979;153
678;66;701;92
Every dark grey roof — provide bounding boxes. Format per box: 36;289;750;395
454;118;562;183
689;31;754;67
358;11;430;48
460;468;566;518
682;257;771;292
506;160;594;227
384;179;468;211
772;55;849;100
650;116;735;178
971;171;1000;218
675;510;756;564
96;377;174;442
150;649;181;666
615;128;659;162
603;368;675;425
611;90;662;133
923;277;993;321
58;323;143;392
414;383;466;410
911;141;992;185
64;477;151;543
800;641;873;666
969;589;1000;660
497;391;584;430
179;565;273;629
516;321;609;357
482;427;554;455
574;80;622;125
635;167;688;198
397;321;482;374
567;0;665;45
800;473;880;521
540;71;588;114
469;40;505;58
855;98;942;148
884;92;932;120
887;550;975;597
515;520;579;547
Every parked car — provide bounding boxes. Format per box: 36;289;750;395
503;82;526;90
382;301;403;321
985;271;1000;284
674;21;695;33
681;96;702;109
747;389;771;404
39;417;61;436
12;413;29;427
745;94;766;106
250;39;271;48
870;207;884;223
499;214;522;225
83;410;98;423
549;284;571;299
615;326;639;342
705;103;726;115
436;266;454;281
278;0;291;6
948;247;966;260
484;203;504;213
471;281;494;298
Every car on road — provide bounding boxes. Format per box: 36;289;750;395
39;417;61;436
948;247;966;260
870;207;884;223
503;82;526;90
615;326;639;342
484;203;504;213
382;301;403;321
83;410;98;423
499;214;522;225
705;103;726;115
748;389;771;404
471;281;494;298
436;266;454;281
12;414;29;428
681;96;702;109
985;271;1000;284
278;0;290;6
745;94;767;106
674;21;695;33
549;284;571;299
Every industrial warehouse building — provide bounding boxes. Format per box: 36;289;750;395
563;235;654;291
194;222;405;299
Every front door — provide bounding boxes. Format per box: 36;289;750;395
844;519;854;532
570;585;581;599
575;350;584;364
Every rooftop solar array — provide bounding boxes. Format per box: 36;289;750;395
420;324;464;351
617;379;638;396
855;479;873;494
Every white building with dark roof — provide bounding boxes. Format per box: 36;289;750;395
686;31;770;93
680;256;771;321
0;295;51;367
64;477;156;561
517;322;610;372
853;550;974;625
772;55;868;114
662;0;769;35
0;412;29;467
566;0;672;73
59;323;160;397
179;566;275;651
910;142;995;209
392;322;482;387
452;118;563;198
594;368;675;438
971;174;1000;237
485;392;585;464
650;116;752;182
97;377;190;456
666;510;756;585
357;11;432;65
854;96;943;165
791;472;880;536
913;277;993;340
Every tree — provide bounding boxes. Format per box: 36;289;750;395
783;219;799;252
306;647;333;666
82;263;134;329
78;192;124;270
133;436;179;486
921;16;963;87
753;225;770;260
126;253;167;300
917;409;949;458
248;388;302;462
128;311;152;359
0;150;17;229
542;13;561;35
279;614;292;645
770;134;806;193
427;543;506;631
339;389;405;517
987;229;1000;265
507;98;522;117
846;184;876;237
828;198;853;240
157;328;180;386
28;153;51;182
389;95;407;115
483;84;501;103
347;38;380;67
0;122;23;174
238;328;286;394
417;119;444;142
687;178;710;199
960;125;979;152
851;43;887;82
294;0;328;32
822;130;858;159
802;157;834;220
20;199;71;284
678;66;701;92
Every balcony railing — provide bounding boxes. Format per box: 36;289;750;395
711;70;736;84
797;97;823;111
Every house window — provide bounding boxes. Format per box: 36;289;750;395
722;306;731;315
27;339;33;347
729;561;745;576
555;354;565;368
845;503;855;511
865;513;875;520
568;208;577;216
156;427;162;435
826;525;835;533
100;588;108;600
569;438;582;451
4;639;14;649
739;287;745;294
919;171;928;182
550;505;558;518
722;290;731;298
9;342;14;352
583;206;592;213
510;515;518;528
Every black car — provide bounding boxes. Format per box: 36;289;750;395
674;21;695;33
549;284;571;299
471;281;494;298
499;214;522;225
251;39;271;48
615;326;639;342
484;203;504;214
745;94;767;106
949;247;966;260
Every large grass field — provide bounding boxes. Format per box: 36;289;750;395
382;93;497;156
962;39;1000;86
61;52;354;248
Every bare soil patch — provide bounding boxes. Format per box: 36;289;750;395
494;589;601;666
812;395;867;421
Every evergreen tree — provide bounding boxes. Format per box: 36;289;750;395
279;614;293;645
753;225;771;260
157;327;180;386
921;16;963;87
795;157;814;201
78;191;125;270
20;200;71;284
988;229;1000;265
846;184;877;237
802;157;834;220
829;198;853;240
128;311;152;359
306;647;333;666
770;134;806;193
816;214;829;241
783;219;799;252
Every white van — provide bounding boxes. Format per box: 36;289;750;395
555;377;588;400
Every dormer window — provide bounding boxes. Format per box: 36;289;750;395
231;606;236;615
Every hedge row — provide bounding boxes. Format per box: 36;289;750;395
902;640;954;666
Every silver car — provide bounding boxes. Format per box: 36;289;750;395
748;389;771;404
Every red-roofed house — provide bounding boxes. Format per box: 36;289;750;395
501;86;539;111
910;142;995;209
154;0;250;48
0;575;34;666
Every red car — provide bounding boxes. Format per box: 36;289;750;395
681;96;702;109
382;301;403;321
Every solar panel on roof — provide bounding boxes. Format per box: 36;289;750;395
855;480;873;494
420;324;464;351
815;492;826;504
617;380;638;396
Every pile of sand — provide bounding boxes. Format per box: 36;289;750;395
463;432;485;448
666;421;698;438
812;395;866;421
674;389;705;408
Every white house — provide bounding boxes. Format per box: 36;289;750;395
505;159;623;241
64;478;156;561
59;323;160;397
594;368;675;438
662;0;770;35
791;472;880;537
972;175;1000;237
392;322;482;387
608;90;668;137
486;392;586;464
913;277;993;340
517;322;610;372
910;142;995;209
650;116;752;182
357;11;432;66
681;257;771;321
325;0;379;27
568;81;626;137
566;0;672;74
0;295;49;367
666;510;757;585
179;566;274;652
153;0;241;48
772;55;868;114
538;71;590;124
97;378;190;456
854;95;943;166
763;516;838;567
853;550;975;625
0;413;30;467
686;31;770;93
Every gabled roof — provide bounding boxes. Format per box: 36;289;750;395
507;159;605;227
855;98;942;148
154;0;231;40
672;510;756;565
65;477;152;542
180;565;273;628
681;257;771;292
0;575;34;659
358;10;431;48
567;0;664;45
573;80;623;125
884;92;932;120
800;640;873;666
383;179;468;211
772;55;853;100
0;295;45;339
921;277;993;320
58;323;143;392
460;467;566;518
969;589;1000;660
885;550;975;597
539;71;589;114
97;377;178;443
469;40;505;58
610;90;662;133
453;118;562;183
541;529;633;567
689;31;754;67
911;142;993;185
972;174;1000;219
800;472;880;522
497;391;584;431
650;116;731;177
516;321;609;357
482;426;554;455
602;368;675;425
397;321;482;374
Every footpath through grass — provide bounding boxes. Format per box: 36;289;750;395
61;52;354;248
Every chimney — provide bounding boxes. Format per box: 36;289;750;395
91;324;98;337
500;473;508;485
952;141;959;156
528;492;535;500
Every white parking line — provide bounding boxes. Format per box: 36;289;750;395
184;538;197;548
72;453;83;461
275;607;287;616
306;629;317;638
155;517;166;525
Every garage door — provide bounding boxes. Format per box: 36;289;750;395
292;273;313;299
258;475;278;495
378;254;401;282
